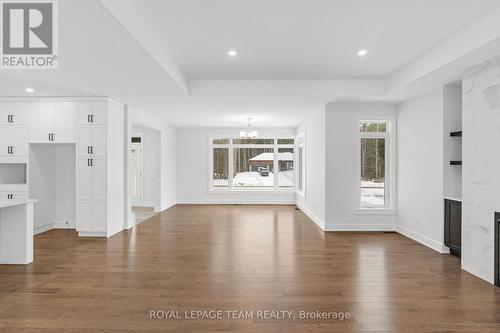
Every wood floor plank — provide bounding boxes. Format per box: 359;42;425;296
1;204;499;332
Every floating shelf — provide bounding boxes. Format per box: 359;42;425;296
450;161;462;166
450;131;462;137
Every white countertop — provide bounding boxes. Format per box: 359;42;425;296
0;199;37;209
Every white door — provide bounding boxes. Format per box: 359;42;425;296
77;157;92;201
29;103;54;143
92;126;107;156
129;143;143;207
54;102;76;143
92;157;107;202
76;126;93;156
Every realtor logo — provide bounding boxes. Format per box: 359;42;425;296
1;0;58;68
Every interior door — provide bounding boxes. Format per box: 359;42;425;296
54;102;76;143
129;143;143;207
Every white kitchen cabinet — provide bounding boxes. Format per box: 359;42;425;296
77;102;107;125
29;102;76;143
0;191;29;201
54;103;76;143
76;126;106;156
0;127;29;157
76;100;124;238
76;157;92;201
0;102;30;125
76;201;92;232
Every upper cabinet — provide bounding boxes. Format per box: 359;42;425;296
29;102;76;143
0;102;30;126
77;102;107;125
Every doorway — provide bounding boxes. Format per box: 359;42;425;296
129;134;143;207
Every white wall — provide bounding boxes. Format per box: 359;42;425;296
176;127;296;204
132;125;161;209
396;88;448;252
30;144;76;233
126;106;177;228
325;102;398;231
296;107;326;229
29;145;56;234
462;56;500;284
55;145;76;228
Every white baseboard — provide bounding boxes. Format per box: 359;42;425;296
296;202;325;231
462;262;494;284
34;223;54;235
161;201;176;211
325;223;396;232
54;220;76;229
78;231;107;237
176;200;295;205
396;225;449;254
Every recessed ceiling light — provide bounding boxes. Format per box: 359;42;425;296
25;88;34;93
227;50;237;57
357;49;368;57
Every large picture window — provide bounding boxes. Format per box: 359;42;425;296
357;120;394;210
210;137;295;191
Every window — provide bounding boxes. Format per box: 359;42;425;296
357;120;394;210
209;137;295;191
296;133;306;196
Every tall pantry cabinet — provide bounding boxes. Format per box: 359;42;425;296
76;100;125;237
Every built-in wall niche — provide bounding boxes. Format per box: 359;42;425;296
0;163;27;184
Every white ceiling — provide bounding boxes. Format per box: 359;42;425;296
108;0;500;79
1;0;500;127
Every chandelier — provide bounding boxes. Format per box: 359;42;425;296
240;117;258;138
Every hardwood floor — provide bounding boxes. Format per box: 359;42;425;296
1;204;500;332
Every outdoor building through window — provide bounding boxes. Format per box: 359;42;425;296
210;137;295;191
358;120;392;209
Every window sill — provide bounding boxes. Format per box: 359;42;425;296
209;189;296;195
355;208;396;215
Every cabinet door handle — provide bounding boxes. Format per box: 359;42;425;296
87;158;91;167
7;115;12;123
88;114;91;123
7;146;13;154
87;146;91;154
52;133;55;141
10;114;14;123
91;158;94;167
91;114;94;123
91;146;94;154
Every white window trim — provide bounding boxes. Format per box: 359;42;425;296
208;136;296;193
355;116;396;214
295;132;306;198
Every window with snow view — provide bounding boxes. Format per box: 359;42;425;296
358;120;393;209
210;137;294;191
